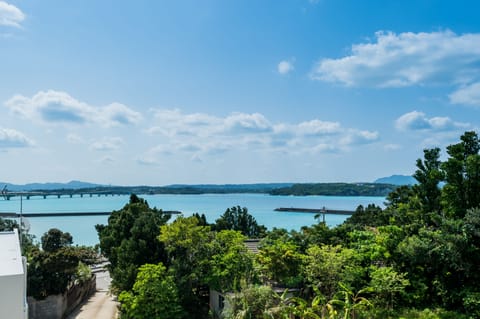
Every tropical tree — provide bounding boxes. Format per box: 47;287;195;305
222;285;283;319
41;228;73;252
442;131;480;217
27;228;83;299
27;246;80;298
96;194;171;292
206;230;255;292
158;216;213;319
119;263;184;319
303;245;361;300
368;266;409;310
214;206;267;238
413;147;444;216
256;238;304;287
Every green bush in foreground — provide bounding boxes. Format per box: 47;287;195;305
119;263;184;319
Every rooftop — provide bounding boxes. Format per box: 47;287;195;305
0;229;24;277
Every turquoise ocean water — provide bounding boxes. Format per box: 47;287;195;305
0;194;385;246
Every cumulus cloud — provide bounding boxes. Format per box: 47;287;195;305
0;1;24;28
278;59;295;75
0;127;33;148
224;113;272;133
311;30;480;88
5;90;142;127
297;119;341;135
143;108;379;162
66;134;85;144
395;111;470;132
148;109;220;137
340;130;379;146
90;137;124;151
449;82;480;107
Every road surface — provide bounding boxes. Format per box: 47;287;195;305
67;269;118;319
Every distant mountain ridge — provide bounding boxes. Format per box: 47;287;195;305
0;180;103;191
0;181;293;194
1;178;413;194
374;175;417;185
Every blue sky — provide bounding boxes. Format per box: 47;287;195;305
1;0;480;185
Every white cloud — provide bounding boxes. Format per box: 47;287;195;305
66;134;85;144
224;112;272;133
0;1;24;28
148;108;220;137
297;119;341;135
144;108;378;162
90;137;124;151
5;90;142;127
449;82;480;107
278;59;295;75
0;127;33;148
340;130;379;146
384;144;401;151
395;111;470;131
311;30;480;88
101;102;142;126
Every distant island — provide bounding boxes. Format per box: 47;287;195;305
373;174;417;185
268;182;396;196
1;180;400;197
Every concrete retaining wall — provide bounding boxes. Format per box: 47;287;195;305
28;275;96;319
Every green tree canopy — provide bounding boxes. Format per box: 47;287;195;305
213;206;267;238
96;194;171;292
442;131;480;217
206;230;255;292
119;263;184;319
256;238;304;287
28;228;84;299
413;147;444;215
41;228;73;252
158;216;213;319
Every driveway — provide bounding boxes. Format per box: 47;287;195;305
67;269;118;319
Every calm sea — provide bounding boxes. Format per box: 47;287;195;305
0;193;385;247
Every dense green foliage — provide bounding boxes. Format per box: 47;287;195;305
97;131;480;319
96;194;171;292
41;228;73;252
157;216;256;319
119;263;184;319
270;182;397;196
27;228;97;299
213;206;267;238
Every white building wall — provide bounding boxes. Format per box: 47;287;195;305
0;273;25;319
0;229;27;319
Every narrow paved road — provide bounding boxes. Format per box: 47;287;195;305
67;270;118;319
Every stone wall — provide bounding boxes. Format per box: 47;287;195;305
28;275;96;319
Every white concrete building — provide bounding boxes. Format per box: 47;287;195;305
0;229;28;319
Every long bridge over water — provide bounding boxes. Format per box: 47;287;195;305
0;210;182;218
1;191;129;200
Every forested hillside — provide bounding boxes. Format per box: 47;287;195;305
270;182;396;196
